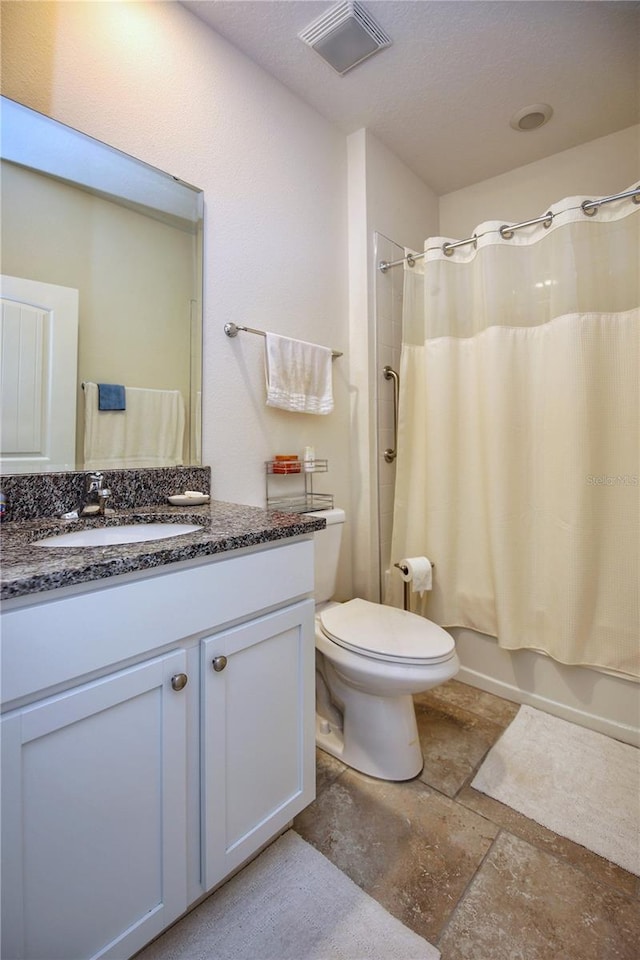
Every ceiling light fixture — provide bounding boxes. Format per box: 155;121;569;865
299;1;392;76
509;103;553;132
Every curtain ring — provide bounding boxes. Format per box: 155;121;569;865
581;200;598;217
442;235;477;257
406;253;416;267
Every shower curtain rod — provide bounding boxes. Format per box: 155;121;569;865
378;184;640;272
224;322;343;358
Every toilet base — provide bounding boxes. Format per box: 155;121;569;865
316;686;424;781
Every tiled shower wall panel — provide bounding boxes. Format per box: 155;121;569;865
374;234;405;601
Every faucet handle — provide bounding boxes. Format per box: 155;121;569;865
86;471;104;492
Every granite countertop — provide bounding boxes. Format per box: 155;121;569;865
0;500;325;601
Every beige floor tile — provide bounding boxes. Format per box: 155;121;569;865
294;768;498;943
416;679;520;728
305;686;638;958
415;696;506;798
438;831;640;960
315;747;347;795
457;784;640;901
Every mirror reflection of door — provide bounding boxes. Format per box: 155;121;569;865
1;97;204;474
0;275;78;473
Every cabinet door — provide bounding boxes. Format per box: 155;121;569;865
1;650;189;960
202;599;315;890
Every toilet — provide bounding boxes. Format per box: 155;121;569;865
305;508;459;781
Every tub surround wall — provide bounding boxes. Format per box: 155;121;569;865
453;628;639;747
347;129;438;602
374;233;405;602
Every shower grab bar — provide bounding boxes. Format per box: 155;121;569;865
383;365;399;463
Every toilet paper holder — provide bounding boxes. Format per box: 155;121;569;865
394;560;435;612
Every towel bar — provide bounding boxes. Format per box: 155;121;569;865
224;322;343;359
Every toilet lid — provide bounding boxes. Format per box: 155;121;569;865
319;598;455;665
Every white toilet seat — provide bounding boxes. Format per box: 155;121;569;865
319;597;455;666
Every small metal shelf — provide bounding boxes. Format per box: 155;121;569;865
265;459;333;513
266;493;334;514
265;458;328;475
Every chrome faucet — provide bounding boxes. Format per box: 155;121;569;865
82;472;112;516
59;472;114;520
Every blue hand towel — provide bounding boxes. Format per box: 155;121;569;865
98;383;126;411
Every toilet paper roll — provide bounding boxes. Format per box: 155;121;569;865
399;557;433;595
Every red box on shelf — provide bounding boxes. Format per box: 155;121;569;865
272;459;301;474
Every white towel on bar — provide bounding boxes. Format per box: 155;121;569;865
83;381;185;469
264;333;334;415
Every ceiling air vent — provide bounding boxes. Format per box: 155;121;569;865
299;1;392;76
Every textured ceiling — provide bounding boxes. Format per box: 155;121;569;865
182;0;640;194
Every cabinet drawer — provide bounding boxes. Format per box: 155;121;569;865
1;539;314;707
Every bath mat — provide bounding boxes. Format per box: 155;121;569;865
137;829;440;960
472;705;640;876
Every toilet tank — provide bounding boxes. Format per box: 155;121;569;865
303;508;345;603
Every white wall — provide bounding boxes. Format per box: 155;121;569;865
2;0;351;589
440;125;640;238
348;129;438;599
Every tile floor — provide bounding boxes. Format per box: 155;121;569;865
294;679;640;960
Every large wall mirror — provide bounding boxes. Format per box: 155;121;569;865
0;96;203;475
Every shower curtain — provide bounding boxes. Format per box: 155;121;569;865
389;189;639;678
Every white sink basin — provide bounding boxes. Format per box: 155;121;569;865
35;523;203;548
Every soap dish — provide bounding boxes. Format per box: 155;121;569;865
167;494;210;506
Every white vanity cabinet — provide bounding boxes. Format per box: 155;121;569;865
0;536;316;960
1;649;189;960
201;599;315;889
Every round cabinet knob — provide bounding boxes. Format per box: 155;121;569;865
171;673;188;691
212;656;228;673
